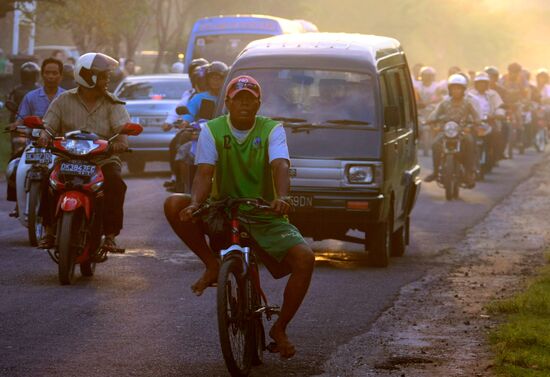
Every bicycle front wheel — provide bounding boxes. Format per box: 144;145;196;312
217;257;253;377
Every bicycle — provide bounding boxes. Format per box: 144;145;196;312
193;198;281;377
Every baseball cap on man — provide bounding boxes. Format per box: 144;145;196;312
226;75;261;99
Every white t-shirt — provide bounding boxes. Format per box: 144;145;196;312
195;117;289;165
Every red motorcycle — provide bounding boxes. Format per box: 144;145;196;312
23;116;142;285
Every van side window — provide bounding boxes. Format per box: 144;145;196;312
382;70;404;130
397;68;414;130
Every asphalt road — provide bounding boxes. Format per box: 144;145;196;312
0;150;545;377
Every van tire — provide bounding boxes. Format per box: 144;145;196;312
390;226;406;257
366;219;392;268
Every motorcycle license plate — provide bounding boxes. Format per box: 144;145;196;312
60;162;96;176
289;195;313;208
26;152;52;164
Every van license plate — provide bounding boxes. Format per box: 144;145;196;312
289;195;313;208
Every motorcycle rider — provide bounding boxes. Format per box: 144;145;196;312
425;74;480;187
172;61;228;190
484;66;508;102
536;69;550;105
162;58;209;190
415;66;445;117
6;59;64;217
37;52;131;251
164;75;315;359
467;72;505;164
6;62;40;155
60;63;77;90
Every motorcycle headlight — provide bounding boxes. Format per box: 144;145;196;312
347;165;374;184
61;140;99;155
444;122;460;138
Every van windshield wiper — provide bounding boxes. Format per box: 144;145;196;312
324;119;370;125
270;116;308;123
284;122;371;133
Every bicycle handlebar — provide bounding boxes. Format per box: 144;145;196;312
192;198;273;218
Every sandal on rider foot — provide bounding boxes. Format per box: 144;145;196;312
38;234;55;249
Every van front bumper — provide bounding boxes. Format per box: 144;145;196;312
288;190;387;233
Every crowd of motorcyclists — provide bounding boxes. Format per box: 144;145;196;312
4;54;550;246
414;63;550;197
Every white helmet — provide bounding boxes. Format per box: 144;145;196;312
420;66;436;77
473;72;490;82
447;73;468;89
171;62;184;73
74;52;118;88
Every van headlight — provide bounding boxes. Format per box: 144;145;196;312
444;122;460;138
347;165;374;184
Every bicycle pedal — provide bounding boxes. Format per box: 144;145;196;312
108;247;126;254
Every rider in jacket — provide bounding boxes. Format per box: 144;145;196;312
425;74;481;188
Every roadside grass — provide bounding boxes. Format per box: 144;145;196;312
0;110;10;171
487;254;550;377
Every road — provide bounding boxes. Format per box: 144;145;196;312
0;150;544;377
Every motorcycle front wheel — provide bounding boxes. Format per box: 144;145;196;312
27;181;44;246
443;156;459;201
58;210;82;285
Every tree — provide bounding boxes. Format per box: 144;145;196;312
40;0;151;59
0;0;62;18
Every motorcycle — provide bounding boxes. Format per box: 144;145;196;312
473;119;493;181
172;100;215;193
4;100;55;246
417;103;437;157
533;104;549;153
435;121;473;201
23;115;142;285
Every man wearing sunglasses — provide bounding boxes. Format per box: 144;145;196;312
164;75;315;359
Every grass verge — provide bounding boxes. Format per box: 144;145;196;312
487;254;550;377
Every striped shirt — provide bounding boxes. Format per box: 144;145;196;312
43;88;130;166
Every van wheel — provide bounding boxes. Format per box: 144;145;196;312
390;226;406;257
366;219;392;268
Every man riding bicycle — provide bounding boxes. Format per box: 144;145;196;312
164;75;315;359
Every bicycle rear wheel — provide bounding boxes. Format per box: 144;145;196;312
217;257;253;377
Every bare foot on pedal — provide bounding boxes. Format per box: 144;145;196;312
269;322;296;359
191;266;218;296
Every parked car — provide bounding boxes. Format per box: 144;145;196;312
114;74;192;173
217;33;422;267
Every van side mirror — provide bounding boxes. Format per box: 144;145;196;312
384;106;400;130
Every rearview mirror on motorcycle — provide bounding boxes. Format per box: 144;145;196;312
119;122;143;136
23;116;44;129
175;106;189;115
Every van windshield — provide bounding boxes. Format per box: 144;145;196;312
236;68;377;126
229;68;379;158
192;34;271;66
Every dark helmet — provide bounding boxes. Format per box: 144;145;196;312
206;61;229;78
20;61;40;84
484;66;500;78
188;58;209;75
508;62;522;74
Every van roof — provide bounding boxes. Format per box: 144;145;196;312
235;33;405;72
